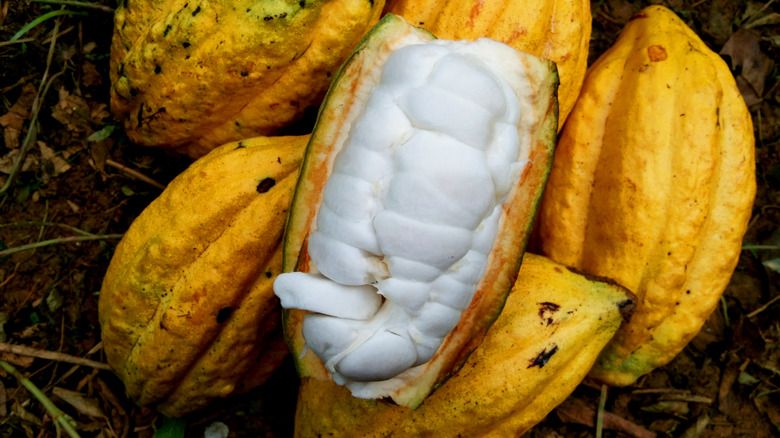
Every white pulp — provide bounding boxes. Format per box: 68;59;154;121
274;38;534;394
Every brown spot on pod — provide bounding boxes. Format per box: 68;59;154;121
528;345;558;368
216;307;233;323
538;302;561;326
257;177;276;193
648;45;667;62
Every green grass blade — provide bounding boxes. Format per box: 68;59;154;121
10;10;88;42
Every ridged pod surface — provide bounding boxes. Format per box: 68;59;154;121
293;254;635;437
383;0;590;129
280;14;558;408
536;6;756;386
98;135;307;417
110;0;383;158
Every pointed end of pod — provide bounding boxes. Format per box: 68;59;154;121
564;266;637;325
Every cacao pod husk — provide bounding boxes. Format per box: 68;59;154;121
98;135;307;416
536;5;756;386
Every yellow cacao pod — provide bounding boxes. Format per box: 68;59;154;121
98;135;307;417
382;0;590;129
536;5;756;386
110;0;383;158
293;254;635;437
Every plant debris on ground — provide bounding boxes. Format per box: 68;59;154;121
1;0;778;437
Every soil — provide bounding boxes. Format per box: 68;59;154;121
0;0;778;437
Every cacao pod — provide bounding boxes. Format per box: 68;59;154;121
536;5;756;386
275;14;558;408
98;135;307;417
383;0;590;129
110;0;384;158
293;254;635;437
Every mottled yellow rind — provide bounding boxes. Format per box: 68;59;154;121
293;254;634;437
110;0;383;157
98;135;308;417
383;0;590;129
537;5;756;386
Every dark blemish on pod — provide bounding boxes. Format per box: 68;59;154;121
182;41;191;48
192;5;201;16
154;65;162;74
257;177;276;193
299;0;305;7
617;298;636;322
266;271;273;278
235;141;246;149
528;345;558;368
538;302;560;326
264;15;273;21
216;307;233;323
163;24;172;37
240;71;249;77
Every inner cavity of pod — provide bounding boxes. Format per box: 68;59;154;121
274;37;531;386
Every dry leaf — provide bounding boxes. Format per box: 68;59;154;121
82;61;103;88
0;148;37;174
0;379;7;418
51;87;92;133
0;352;35;368
90;102;111;124
0;82;36;149
52;387;106;419
37;141;72;175
720;28;775;106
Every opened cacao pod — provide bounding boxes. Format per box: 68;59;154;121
383;0;590;129
275;14;558;408
110;0;383;158
98;135;307;417
293;254;635;437
536;5;756;386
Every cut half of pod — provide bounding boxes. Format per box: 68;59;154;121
275;14;558;408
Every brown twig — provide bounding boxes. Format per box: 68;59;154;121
105;159;167;190
0;14;63;196
0;360;81;438
747;295;780;318
0;343;112;371
556;397;657;438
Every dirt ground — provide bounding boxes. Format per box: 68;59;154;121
0;0;778;437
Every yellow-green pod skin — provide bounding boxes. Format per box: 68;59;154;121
293;254;635;437
98;135;307;417
110;0;383;158
537;6;756;386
